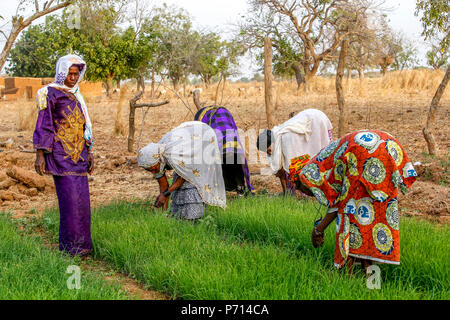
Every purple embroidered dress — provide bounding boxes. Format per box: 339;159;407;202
33;56;93;256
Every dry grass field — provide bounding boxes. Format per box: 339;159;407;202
0;69;448;223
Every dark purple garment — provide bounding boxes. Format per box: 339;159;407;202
285;171;297;196
33;86;89;176
33;86;92;256
54;175;92;256
194;106;254;191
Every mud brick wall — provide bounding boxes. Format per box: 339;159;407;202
0;77;5;97
41;78;54;85
79;81;103;98
2;77;103;100
4;77;43;100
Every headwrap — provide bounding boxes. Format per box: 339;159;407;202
256;129;275;152
36;54;93;151
269;116;312;173
138;121;226;208
289;155;311;189
138;143;167;178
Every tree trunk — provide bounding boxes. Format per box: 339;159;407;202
358;68;365;80
172;78;179;91
214;76;222;105
128;93;139;152
220;74;227;105
423;65;450;155
128;91;170;152
336;40;348;138
105;75;114;98
151;71;155;98
302;59;320;92
264;37;275;129
136;74;145;92
291;63;305;89
303;72;315;92
193;89;202;110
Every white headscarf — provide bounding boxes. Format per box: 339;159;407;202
36;54;93;150
269;108;332;173
138;121;226;208
269;115;312;173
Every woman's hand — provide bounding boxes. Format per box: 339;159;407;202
154;193;167;208
311;210;337;248
35;150;45;175
311;227;325;248
88;152;94;174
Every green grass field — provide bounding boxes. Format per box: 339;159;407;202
0;215;128;300
38;196;450;300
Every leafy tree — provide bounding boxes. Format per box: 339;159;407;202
5;0;133;93
6;16;71;77
426;40;449;70
215;39;246;85
192;32;222;86
70;0;132;96
0;0;73;72
391;34;419;71
416;0;449;51
149;4;197;90
240;0;375;87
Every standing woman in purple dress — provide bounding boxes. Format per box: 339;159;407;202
33;54;94;257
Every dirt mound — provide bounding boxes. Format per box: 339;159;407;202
400;181;449;223
414;160;448;185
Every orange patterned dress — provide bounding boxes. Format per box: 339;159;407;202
297;130;417;268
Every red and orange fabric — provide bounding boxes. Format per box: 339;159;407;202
289;154;311;182
291;130;417;268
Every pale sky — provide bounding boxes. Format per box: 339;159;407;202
0;0;429;76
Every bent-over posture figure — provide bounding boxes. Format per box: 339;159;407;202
138;121;226;220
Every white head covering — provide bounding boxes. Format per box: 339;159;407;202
36;54;93;150
138;143;166;176
269;115;312;173
269;108;332;173
138;121;226;208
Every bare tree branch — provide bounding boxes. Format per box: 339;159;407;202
0;0;73;71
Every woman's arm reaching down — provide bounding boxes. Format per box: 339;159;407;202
155;175;185;209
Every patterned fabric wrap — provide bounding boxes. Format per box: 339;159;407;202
194;106;254;191
299;130;417;268
170;172;205;220
289;154;311;188
33;86;89;176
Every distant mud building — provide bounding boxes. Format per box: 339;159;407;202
0;76;103;100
